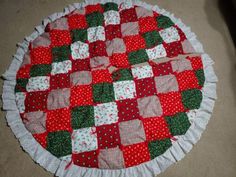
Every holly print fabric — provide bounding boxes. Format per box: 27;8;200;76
15;2;206;170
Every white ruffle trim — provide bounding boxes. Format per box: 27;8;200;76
2;0;218;176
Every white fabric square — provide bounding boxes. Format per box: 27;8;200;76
51;60;72;75
104;10;120;25
71;41;89;60
119;1;133;11
15;92;26;113
26;76;50;92
131;64;154;79
87;26;105;42
94;102;118;126
154;74;179;93
113;80;136;100
72;127;98;153
146;44;167;60
159;26;180;43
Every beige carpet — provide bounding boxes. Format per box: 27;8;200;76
0;0;236;177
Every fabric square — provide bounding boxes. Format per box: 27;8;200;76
85;4;104;14
46;108;71;132
72;150;98;168
71;41;89;60
187;56;203;70
96;124;121;149
137;95;163;118
142;31;163;48
92;69;112;84
30;64;52;77
146;44;167;60
120;8;138;23
31;33;51;48
112;68;133;82
113;80;136;100
47;131;72;157
106;38;126;56
16;64;31;79
148;138;172;159
159;92;185;116
30;47;52;65
90;56;110;70
138;16;158;33
23;111;46;134
152;61;173;76
94;102;118;126
156;15;174;29
104;2;119;12
50;73;70;89
171;59;193;73
15;92;26;113
71;106;94;129
98;147;124;169
176;70;199;91
25;91;48;112
142;117;171;141
51;60;72;75
135;6;153;18
104;10;120;25
15;78;28;92
67;14;88;29
128;49;149;65
33;132;48;148
117;98;140;122
159;26;180;43
70;85;93;107
105;24;122;40
72;127;98;153
164;41;184;58
131;64;154;79
119;1;133;10
195;69;205;87
72;58;90;72
89;41;107;57
124;35;146;52
154;74;179;93
181;39;195;53
26;76;50;92
92;83;115;103
87;26;105;42
50;30;72;47
71;29;88;43
49;17;69;30
47;88;70;110
119;119;146;146
86;12;104;27
123;142;150;168
165;112;191;136
70;71;92;86
181;89;203;110
110;53;130;68
121;22;139;36
52;45;71;62
135;77;157;97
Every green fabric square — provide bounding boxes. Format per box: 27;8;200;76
195;69;205;87
112;68;133;81
156;15;174;29
181;89;203;109
46;131;72;157
86;12;104;27
71;106;94;129
15;78;28;92
93;83;115;103
71;29;88;43
165;112;191;136
104;2;119;11
30;64;52;77
148;138;172;159
142;31;163;48
52;45;71;62
128;50;149;65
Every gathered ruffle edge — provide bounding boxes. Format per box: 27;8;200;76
2;0;218;176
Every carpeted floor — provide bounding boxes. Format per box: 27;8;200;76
0;0;235;177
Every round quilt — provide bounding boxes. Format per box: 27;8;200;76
3;1;217;177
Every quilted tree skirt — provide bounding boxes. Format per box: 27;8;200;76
2;0;218;177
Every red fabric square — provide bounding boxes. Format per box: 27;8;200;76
70;85;93;107
85;4;104;14
50;73;70;90
72;58;91;72
96;124;121;149
164;41;184;58
122;142;150;167
151;61;173;76
142;117;171;141
25;91;48;112
105;25;122;41
120;8;138;23
175;26;187;41
33;132;48;148
89;41;107;58
46;108;71;132
176;70;199;91
67;14;88;30
50;30;72;47
110;53;130;68
72;150;98;168
117;98;140;122
30;47;52;65
187;56;203;70
123;35;146;52
158;92;185;116
135;77;157;98
138;17;158;33
92;69;112;84
17;64;31;78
